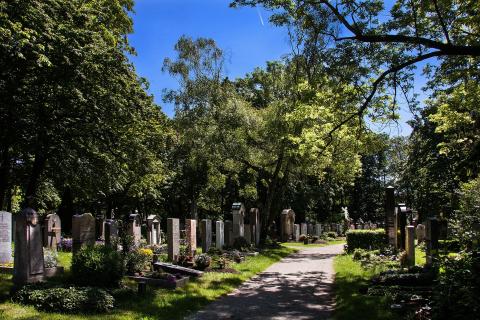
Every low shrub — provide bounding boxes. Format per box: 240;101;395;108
298;234;307;242
194;253;212;270
43;248;58;268
13;285;114;314
71;245;124;287
345;229;387;253
326;231;337;239
125;248;153;275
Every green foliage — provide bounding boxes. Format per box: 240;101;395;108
71;245;124;287
43;248;58;268
232;236;250;251
194;253;211;270
450;177;480;247
346;229;387;253
13;285;115;314
433;252;480;319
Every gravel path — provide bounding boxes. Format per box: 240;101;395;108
188;243;344;320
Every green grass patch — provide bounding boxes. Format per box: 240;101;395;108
334;254;400;320
281;239;345;248
0;246;295;320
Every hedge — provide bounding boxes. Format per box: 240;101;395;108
345;229;387;253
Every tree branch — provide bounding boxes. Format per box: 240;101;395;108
432;0;451;44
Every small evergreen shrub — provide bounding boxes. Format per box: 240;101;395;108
13;285;114;314
43;248;58;268
71;245;124;287
345;229;387;253
232;236;250;251
299;234;307;242
326;231;337;239
194;253;211;270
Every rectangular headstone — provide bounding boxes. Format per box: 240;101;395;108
225;220;233;247
244;223;251;244
0;211;12;264
406;225;415;267
104;219;119;247
396;204;407;250
416;224;426;242
72;213;95;254
300;223;307;236
215;221;224;249
232;203;245;239
249;208;260;246
185;219;197;257
293;224;300;242
167;218;180;261
425;218;439;266
128;214;142;246
307;224;313;236
201;219;212;253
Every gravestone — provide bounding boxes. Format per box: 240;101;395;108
43;213;61;250
0;211;12;264
232;203;245;239
307;224;314;236
216;221;224;249
406;225;415;267
185;219;197;257
225;220;233;247
385;186;396;246
95;214;105;240
72;213;95;254
167;218;180;261
395;204;408;249
13;208;44;285
280;209;295;241
244;224;251;244
425;218;439;266
201;219;212;253
128;214;142;246
147;215;161;245
104;219;119;247
300;223;307;236
416;224;426;242
249;208;260;246
293;224;300;241
315;224;322;237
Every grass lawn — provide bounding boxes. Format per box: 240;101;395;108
333;254;400;320
0;246;295;320
281;239;345;248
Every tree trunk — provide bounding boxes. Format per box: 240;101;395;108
24;150;47;207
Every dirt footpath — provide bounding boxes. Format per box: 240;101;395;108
188;244;344;320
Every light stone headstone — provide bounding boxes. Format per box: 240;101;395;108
416;224;426;242
232;203;245;239
201;219;212;253
13;208;44;285
215;221;224;249
185;219;197;257
147;215;161;245
104;219;119;247
406;225;415;267
128;214;142;246
300;223;307;236
43;213;61;250
225;220;233;247
280;209;295;241
167;218;180;261
293;224;300;242
315;224;322;237
244;223;251;244
72;213;95;254
0;211;12;264
307;224;314;236
249;208;261;246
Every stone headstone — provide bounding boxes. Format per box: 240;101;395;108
128;214;142;246
0;211;12;264
406;225;415;267
425;218;439;266
232;203;245;239
280;209;295;241
249;208;260;246
215;221;224;249
225;220;233;247
147;215;161;245
293;224;300;241
13;208;44;285
385;186;396;246
201;219;212;253
185;219;197;257
315;224;322;237
300;223;307;236
416;224;426;242
244;223;251;244
167;218;180;261
72;213;95;254
104;219;119;247
395;204;408;249
95;214;105;240
43;213;61;250
307;224;314;236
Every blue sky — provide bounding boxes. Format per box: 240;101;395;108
128;0;418;136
